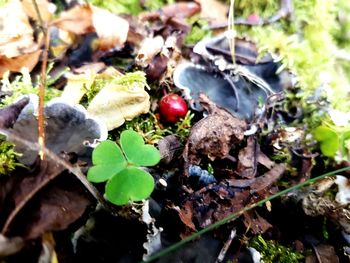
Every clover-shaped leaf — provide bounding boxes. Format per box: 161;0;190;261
105;167;155;205
87;140;126;183
314;126;339;157
121;130;160;166
87;130;160;205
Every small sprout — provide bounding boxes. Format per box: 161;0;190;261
87;130;161;205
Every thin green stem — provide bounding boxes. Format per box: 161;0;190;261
143;166;350;262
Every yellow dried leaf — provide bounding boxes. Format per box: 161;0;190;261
87;83;150;130
22;0;52;22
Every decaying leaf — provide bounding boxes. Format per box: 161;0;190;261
0;158;93;240
0;50;42;78
237;137;258;179
136;36;165;67
22;0;52;22
183;94;246;167
195;0;228;24
243;211;272;235
87;81;150;130
306;244;339;263
53;4;129;52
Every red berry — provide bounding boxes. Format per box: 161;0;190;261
247;13;260;24
159;94;188;123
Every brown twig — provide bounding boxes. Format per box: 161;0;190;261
215;228;237;263
31;0;49;160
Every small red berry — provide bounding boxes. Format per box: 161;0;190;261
247;13;260;24
159;94;188;123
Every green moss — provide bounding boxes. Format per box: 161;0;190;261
87;0;142;15
0;69;61;107
0;136;23;176
250;235;304;263
185;16;212;45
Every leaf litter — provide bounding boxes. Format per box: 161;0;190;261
0;0;349;262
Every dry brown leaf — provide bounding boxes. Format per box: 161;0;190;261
195;0;228;24
92;6;129;51
0;0;38;58
136;36;164;67
22;0;52;22
53;4;94;35
0;49;42;78
243;211;272;235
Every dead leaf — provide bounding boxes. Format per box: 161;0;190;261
183;94;246;167
172;201;196;232
92;6;129;51
0;0;38;58
306;244;339;263
195;0;228;25
53;4;94;35
22;0;52;22
87;80;150;130
249;163;286;193
243;211;272;234
0;157;93;240
0;50;42;78
161;2;201;19
136;36;165;67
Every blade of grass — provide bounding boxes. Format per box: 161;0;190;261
143;166;350;262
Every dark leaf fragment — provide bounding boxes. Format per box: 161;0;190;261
0;97;29;129
183;94;246;167
249;163;286;193
243;211;272;234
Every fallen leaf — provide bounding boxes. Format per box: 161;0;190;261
22;0;52;22
0;50;42;78
195;0;228;25
136;36;165;67
92;6;129;51
0;0;38;58
243;211;272;234
87;82;150;130
183;94;246;167
53;4;94;35
306;244;339;263
0;158;93;240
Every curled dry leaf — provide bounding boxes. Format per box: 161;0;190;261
249;163;286;193
52;4;94;35
0;50;42;78
243;211;272;235
136;36;165;67
0;158;93;240
87;82;150;130
53;4;129;51
0;0;41;77
183;94;246;167
22;0;52;22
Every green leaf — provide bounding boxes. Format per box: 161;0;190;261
87;140;127;183
105;167;155;205
314;126;340;157
340;130;350;157
120;130;160;166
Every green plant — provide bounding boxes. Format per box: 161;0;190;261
0;137;23;176
87;130;160;205
249;235;304;263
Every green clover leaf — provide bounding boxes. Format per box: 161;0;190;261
314;126;339;157
87;130;160;205
120;130;160;166
105;167;155;205
87;140;127;183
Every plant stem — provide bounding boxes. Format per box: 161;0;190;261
228;0;235;64
31;0;49;160
143;166;350;262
